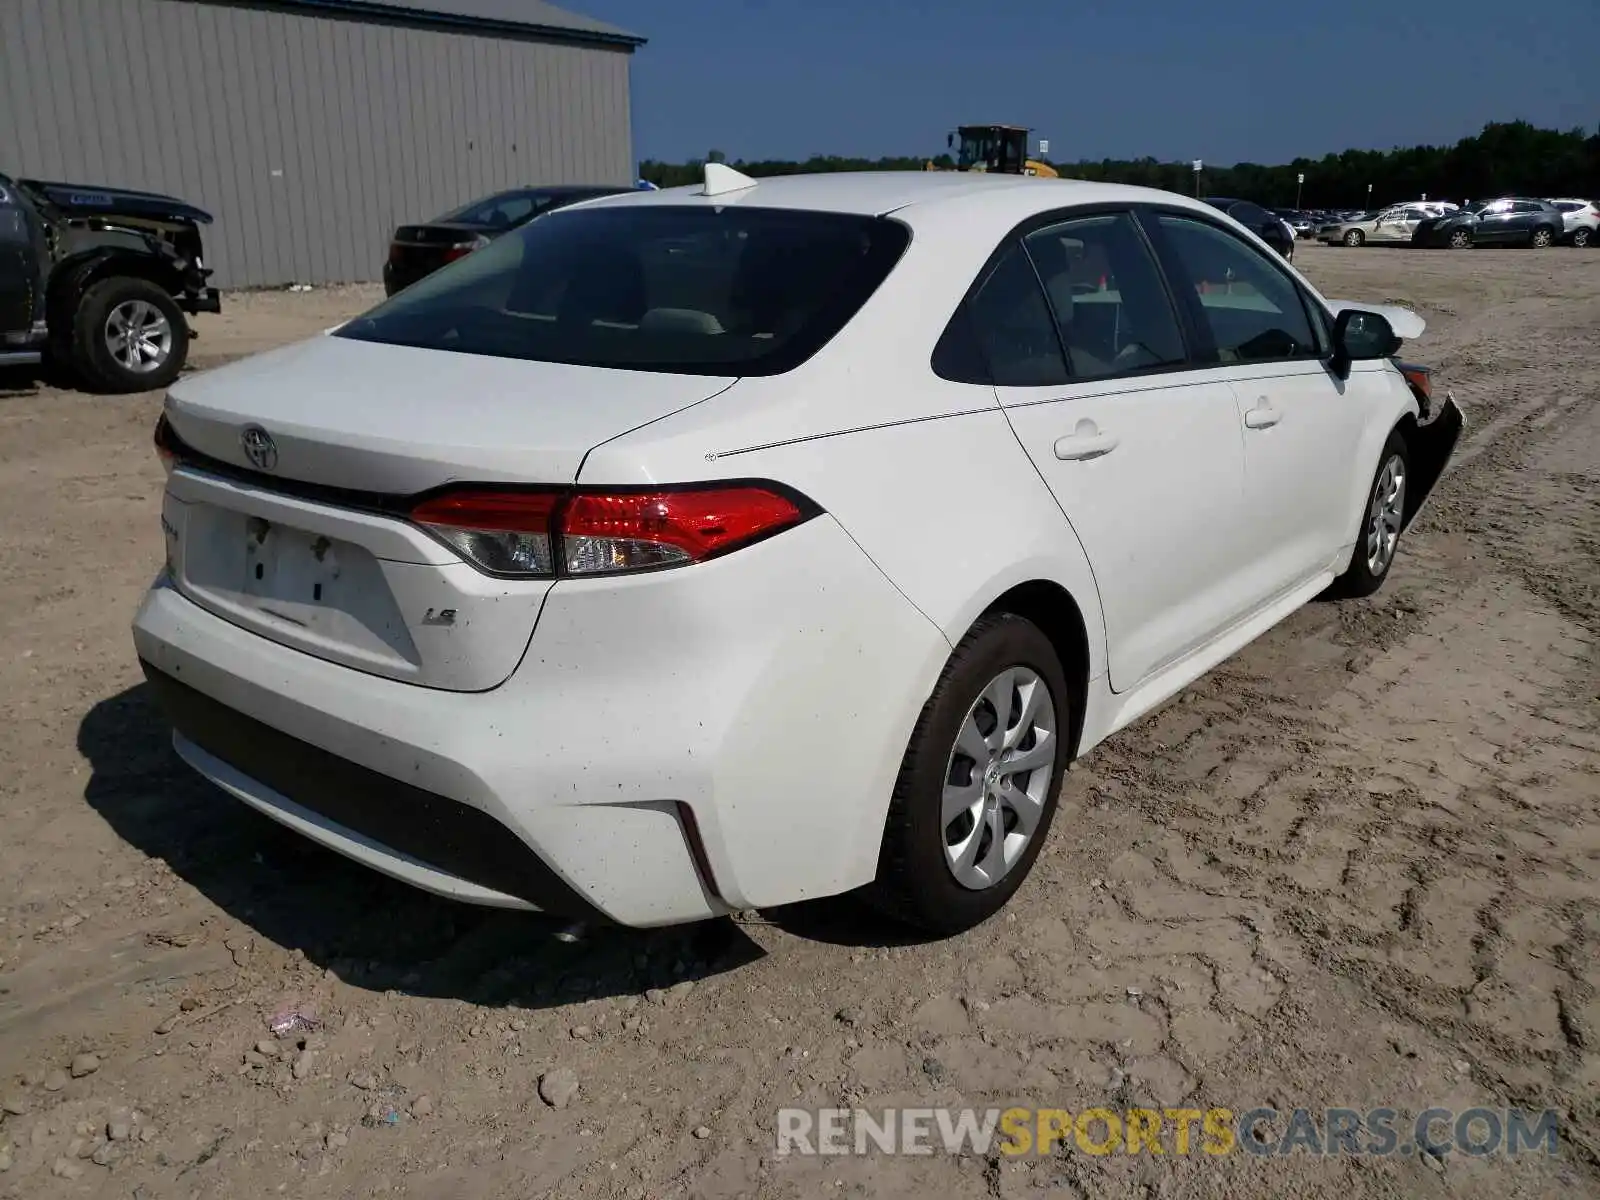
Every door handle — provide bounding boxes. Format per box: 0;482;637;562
1054;419;1120;461
1243;401;1281;430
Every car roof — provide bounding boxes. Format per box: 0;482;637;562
566;170;1222;223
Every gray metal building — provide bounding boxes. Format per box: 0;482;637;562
0;0;645;287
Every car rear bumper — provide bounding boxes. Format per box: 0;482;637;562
131;515;951;927
1400;393;1463;533
382;259;438;297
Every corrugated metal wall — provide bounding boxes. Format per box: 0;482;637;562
0;0;635;287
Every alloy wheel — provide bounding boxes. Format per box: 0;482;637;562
1366;454;1406;576
104;300;174;374
941;667;1057;890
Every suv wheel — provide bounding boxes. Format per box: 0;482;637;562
869;614;1070;934
1573;227;1593;248
1530;226;1555;249
1448;229;1472;249
73;277;189;393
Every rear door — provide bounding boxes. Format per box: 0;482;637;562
0;177;44;343
981;209;1256;692
1144;209;1361;597
1370;207;1409;242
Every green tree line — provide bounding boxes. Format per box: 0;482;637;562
640;121;1600;208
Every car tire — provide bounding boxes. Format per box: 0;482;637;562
1530;226;1555;249
1343;229;1365;247
1328;430;1411;600
1571;227;1592;248
868;613;1070;935
1448;229;1472;249
72;277;190;394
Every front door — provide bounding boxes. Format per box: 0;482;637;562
1473;199;1515;244
1143;210;1360;595
972;211;1257;691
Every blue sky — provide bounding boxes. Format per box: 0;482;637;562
573;0;1595;167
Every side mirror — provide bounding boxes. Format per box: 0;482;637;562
1330;309;1401;379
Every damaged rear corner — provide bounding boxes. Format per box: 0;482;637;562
1400;391;1464;532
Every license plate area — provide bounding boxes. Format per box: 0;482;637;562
242;516;342;626
178;502;421;672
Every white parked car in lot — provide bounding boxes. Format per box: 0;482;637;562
134;166;1462;934
1547;198;1598;247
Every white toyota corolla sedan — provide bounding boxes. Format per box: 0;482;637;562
133;166;1462;934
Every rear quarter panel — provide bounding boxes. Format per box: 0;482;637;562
583;393;1109;683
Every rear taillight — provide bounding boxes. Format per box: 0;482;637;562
442;234;492;264
153;413;181;474
1397;362;1432;402
409;490;560;576
409;484;813;578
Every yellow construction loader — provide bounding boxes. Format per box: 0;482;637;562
926;125;1058;178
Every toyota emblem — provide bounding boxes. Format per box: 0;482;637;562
240;425;278;471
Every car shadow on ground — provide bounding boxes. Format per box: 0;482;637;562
0;363;50;399
78;683;768;1009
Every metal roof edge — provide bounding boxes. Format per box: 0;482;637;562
248;0;647;48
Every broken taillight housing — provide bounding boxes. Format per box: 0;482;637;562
409;484;814;578
153;413;181;474
1397;362;1432;402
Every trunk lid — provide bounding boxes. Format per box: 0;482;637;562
391;221;490;247
164;333;734;493
161;335;734;690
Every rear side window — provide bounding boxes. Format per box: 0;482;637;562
961;243;1070;386
1023;213;1186;379
337;206;910;376
1152;214;1318;364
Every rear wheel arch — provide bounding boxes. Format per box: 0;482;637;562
972;579;1092;764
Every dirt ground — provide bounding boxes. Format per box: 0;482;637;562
1;244;1597;1200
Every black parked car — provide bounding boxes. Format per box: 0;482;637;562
1412;197;1565;249
383;184;635;295
1202;197;1295;260
1;173;221;391
1273;207;1318;238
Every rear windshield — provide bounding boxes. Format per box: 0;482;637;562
434;189;554;227
337;205;911;376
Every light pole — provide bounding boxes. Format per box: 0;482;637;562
1367;182;1373;209
1296;172;1304;209
1193;159;1202;198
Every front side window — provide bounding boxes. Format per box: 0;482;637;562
337;205;910;376
1151;214;1318;364
1022;213;1187;379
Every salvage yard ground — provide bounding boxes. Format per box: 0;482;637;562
1;244;1598;1199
